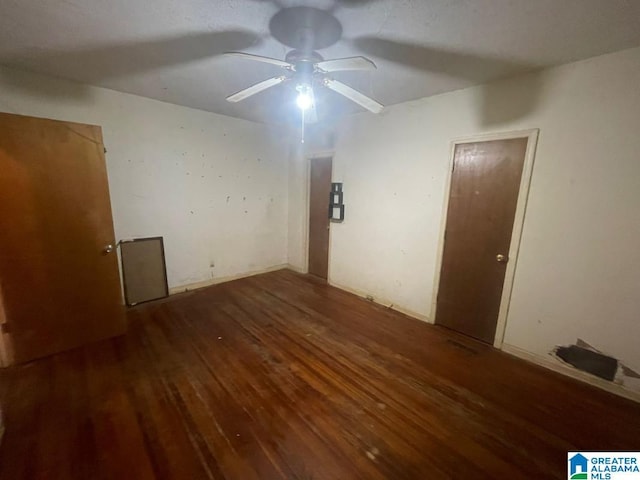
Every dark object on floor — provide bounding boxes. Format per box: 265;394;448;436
556;345;618;381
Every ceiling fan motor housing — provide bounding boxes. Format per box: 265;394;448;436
269;7;343;52
285;50;324;85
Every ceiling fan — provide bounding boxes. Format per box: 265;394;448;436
1;1;534;126
224;6;384;124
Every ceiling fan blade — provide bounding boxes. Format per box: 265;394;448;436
316;56;376;72
323;78;384;114
225;52;293;69
1;31;262;82
352;37;532;81
226;76;288;103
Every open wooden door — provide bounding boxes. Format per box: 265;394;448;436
435;138;529;344
0;113;126;365
308;157;332;279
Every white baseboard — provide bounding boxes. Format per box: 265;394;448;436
169;264;289;295
501;343;640;403
328;280;432;324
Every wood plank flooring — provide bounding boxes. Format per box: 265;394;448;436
0;269;638;479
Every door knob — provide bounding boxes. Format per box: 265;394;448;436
104;244;114;254
496;254;508;263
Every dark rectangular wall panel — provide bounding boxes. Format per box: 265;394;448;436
555;345;618;381
120;237;169;306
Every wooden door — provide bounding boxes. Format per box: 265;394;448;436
435;138;528;344
308;157;332;279
0;112;125;365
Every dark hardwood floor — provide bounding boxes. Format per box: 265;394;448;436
0;269;638;479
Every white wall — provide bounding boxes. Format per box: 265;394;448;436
0;66;289;290
287;142;308;271
3;46;639;395
289;46;640;386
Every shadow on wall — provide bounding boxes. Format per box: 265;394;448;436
0;66;94;105
477;70;547;126
352;36;547;127
302;122;337;153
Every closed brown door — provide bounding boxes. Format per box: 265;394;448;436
0;113;126;364
308;157;332;279
436;138;528;344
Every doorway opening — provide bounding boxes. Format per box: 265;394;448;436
307;156;333;279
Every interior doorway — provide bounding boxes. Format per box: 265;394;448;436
308;156;333;279
435;132;538;344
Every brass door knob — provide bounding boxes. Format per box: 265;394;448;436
496;254;508;263
104;244;114;254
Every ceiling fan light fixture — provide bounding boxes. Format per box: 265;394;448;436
296;84;314;111
296;92;313;110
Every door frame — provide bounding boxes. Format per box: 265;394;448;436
431;129;539;348
304;150;335;280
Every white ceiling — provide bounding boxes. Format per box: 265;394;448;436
1;0;639;124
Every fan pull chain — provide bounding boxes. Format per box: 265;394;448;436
301;108;305;144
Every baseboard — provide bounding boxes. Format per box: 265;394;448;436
285;263;307;274
501;343;640;403
169;264;289;295
328;280;432;324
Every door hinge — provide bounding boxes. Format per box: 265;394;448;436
104;147;107;154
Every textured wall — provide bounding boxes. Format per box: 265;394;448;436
0;66;290;289
290;46;640;386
